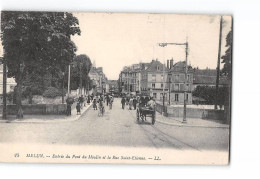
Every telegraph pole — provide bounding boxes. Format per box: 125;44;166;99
79;62;83;95
2;58;7;119
67;64;71;97
183;40;188;123
215;16;223;109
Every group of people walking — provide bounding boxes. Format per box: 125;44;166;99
121;95;156;110
66;93;156;117
66;94;94;116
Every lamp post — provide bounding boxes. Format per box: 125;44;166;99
79;60;83;96
158;39;189;123
62;71;65;104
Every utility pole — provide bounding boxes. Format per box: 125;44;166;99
168;75;171;105
162;61;165;113
215;16;223;110
62;72;65;104
158;39;189;123
68;64;71;97
79;61;83;96
183;39;188;123
2;58;7;119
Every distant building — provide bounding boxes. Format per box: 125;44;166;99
89;66;108;94
193;68;229;89
107;80;119;93
0;64;16;95
118;62;149;95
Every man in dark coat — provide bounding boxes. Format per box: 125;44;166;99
121;97;126;109
133;97;137;110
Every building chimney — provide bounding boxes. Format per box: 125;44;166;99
167;60;169;69
170;59;174;69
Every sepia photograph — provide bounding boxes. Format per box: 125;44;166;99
0;11;232;165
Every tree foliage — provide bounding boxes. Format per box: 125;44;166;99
221;29;232;80
192;86;229;105
69;54;92;91
1;11;81;117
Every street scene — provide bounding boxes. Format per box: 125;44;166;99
0;12;232;164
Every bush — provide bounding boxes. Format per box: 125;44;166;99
192;85;229;105
43;87;62;98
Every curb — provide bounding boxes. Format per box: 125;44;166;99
0;103;93;124
156;119;230;129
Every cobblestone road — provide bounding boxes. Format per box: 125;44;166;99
0;98;229;151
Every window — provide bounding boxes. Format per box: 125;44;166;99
152;83;155;88
157;66;160;70
186;94;189;101
161;75;164;82
174;84;179;91
175;94;179;101
160;93;163;100
161;83;163;88
175;74;179;81
153;93;157;99
187;74;190;81
186;84;189;91
152;74;156;81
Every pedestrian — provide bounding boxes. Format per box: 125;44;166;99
66;103;72;116
133;97;137;110
121;97;126;109
129;97;133;110
147;97;156;110
109;95;113;110
87;95;90;105
106;95;110;106
93;98;97;110
76;102;81;115
79;95;84;109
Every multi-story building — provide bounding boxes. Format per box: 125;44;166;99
89;66;108;94
119;59;194;105
168;60;193;105
108;80;119;93
118;62;149;95
140;59;169;101
0;64;16;95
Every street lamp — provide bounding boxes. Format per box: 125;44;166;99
158;39;189;123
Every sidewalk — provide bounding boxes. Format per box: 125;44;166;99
156;112;229;129
0;103;93;123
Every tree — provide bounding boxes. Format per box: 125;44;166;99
1;11;81;118
70;54;92;93
221;29;232;80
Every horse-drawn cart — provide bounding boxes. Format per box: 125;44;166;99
136;105;156;125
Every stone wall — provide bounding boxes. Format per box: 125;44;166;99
156;103;225;121
0;104;67;115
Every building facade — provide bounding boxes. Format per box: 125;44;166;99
140;59;169;101
119;59;194;105
168;61;193;105
89;66;108;94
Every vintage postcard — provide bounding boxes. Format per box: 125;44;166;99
0;11;232;165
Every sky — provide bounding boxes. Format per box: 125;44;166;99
0;13;232;80
71;13;232;80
